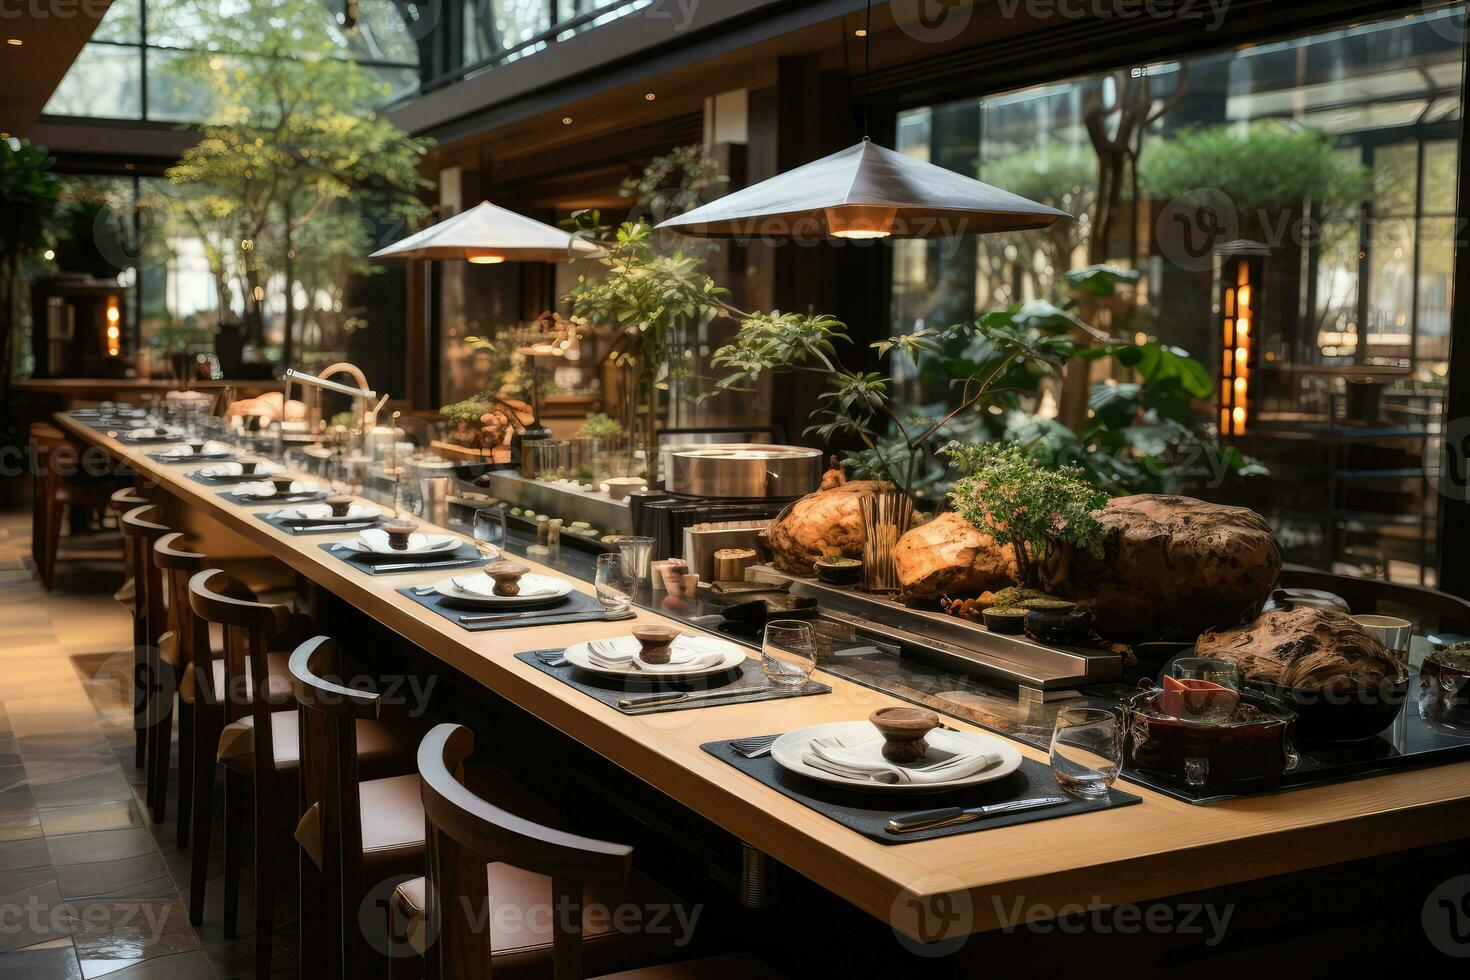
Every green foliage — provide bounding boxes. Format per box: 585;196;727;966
945;443;1107;589
577;413;624;441
619;144;727;221
1065;265;1140;297
439;398;497;425
161;0;432;354
0;138;64;382
1140;124;1372;215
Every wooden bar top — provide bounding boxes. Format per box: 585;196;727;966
59;413;1470;942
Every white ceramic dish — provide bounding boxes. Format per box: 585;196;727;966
198;461;283;478
272;504;382;523
344;530;461;556
432;573;572;607
770;722;1022;793
563;635;745;680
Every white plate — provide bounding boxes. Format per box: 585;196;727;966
272;504;382;523
770;722;1023;793
198;461;282;478
432;572;572;607
345;529;461;556
159;442;231;458
563;635;746;681
230;480;320;498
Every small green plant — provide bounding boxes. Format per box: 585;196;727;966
577;412;624;442
439;398;497;426
945;443;1108;590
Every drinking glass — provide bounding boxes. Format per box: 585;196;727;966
1167;658;1242;724
762;620;817;689
473;507;507;552
617;536;656;583
1352;615;1413;676
594;554;633;614
1049;703;1122;799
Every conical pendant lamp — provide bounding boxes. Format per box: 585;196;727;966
371;201;604;264
657;0;1067;242
656;138;1068;240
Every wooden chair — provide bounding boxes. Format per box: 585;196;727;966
110;486;150;607
31;421;118;589
286;636;441;978
1280;566;1470;636
394;723;777;980
120;505;171;780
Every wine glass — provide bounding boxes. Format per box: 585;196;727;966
473;507;507;553
1049;703;1122;799
762;620;817;689
594;554;632;614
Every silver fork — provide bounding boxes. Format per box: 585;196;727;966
731;734;779;758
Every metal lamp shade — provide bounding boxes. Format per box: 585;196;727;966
370;201;605;262
657;139;1069;240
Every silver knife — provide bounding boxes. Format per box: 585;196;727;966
373;558;485;573
619;685;771;710
885;797;1070;834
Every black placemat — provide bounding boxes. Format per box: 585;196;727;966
219;488;327;506
702;738;1138;844
189;470;275;487
148;452;234;465
401;587;634;631
257;512;384;537
518;649;831;716
118;434;182;445
317;541;492;576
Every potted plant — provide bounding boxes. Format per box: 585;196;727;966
944;443;1107;591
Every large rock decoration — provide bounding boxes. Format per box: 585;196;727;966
892;512;1016;600
1066;494;1281;641
1195;606;1402;691
764;480;891;575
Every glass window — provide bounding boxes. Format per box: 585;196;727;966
890;5;1463;585
465;0;552;64
44;44;144;120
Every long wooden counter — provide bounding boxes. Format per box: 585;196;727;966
58;413;1470;942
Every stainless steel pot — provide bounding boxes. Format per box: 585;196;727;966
666;444;823;500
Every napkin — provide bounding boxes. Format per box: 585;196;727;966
200;461;282;478
351;529;458;555
449;575;554;598
162;442;229;457
234;480;316;498
586;636;729;672
802;729;1002;785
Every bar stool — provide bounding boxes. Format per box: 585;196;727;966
31;422;123;589
120;506;171;778
190;579;421;979
111;487;150;607
389;724;771;980
286;636;444;978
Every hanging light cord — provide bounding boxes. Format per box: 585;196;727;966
862;0;873;140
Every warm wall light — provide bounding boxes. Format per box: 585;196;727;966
854;28;868;37
1217;245;1266;437
562;116;573;125
644;92;656;101
105;297;121;357
5;38;22;46
825;205;897;239
468;255;506;265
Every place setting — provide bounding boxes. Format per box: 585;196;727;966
189;457;284;486
148;439;236;464
518;618;832;716
322;522;495;576
399;556;636;631
221;475;328;505
119;425;187;445
259;495;386;536
703;700;1139;844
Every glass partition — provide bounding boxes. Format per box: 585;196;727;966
891;6;1463;585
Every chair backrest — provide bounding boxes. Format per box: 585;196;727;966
122;506;172;641
1280;566;1470;636
417;723;632;980
112;487;150;509
288;634;383;960
189;569;291;732
154;533;209;692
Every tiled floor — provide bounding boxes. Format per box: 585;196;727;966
0;512;295;980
